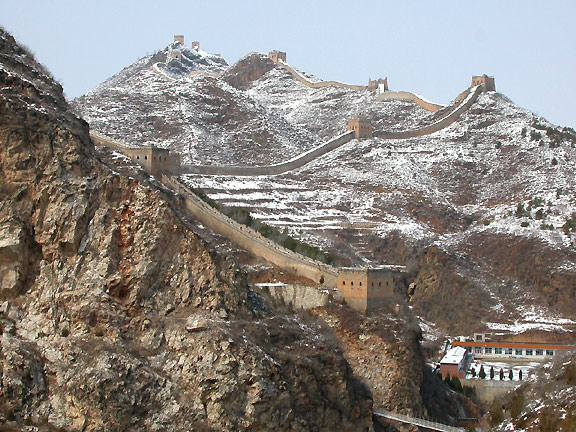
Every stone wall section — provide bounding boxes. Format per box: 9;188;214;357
375;86;483;139
161;174;340;287
180;131;355;176
461;379;518;404
378;90;445;112
280;63;368;91
257;283;344;309
90;131;181;175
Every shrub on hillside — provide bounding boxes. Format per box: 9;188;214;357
562;213;576;237
488;400;504;427
509;388;525;419
192;187;334;264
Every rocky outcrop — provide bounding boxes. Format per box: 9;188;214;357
0;29;373;431
221;53;276;90
315;304;425;416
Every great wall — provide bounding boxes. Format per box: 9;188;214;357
90;41;496;315
161;174;340;287
179;84;483;176
267;50;448;113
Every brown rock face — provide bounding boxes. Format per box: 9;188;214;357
222;53;276;90
0;29;372;431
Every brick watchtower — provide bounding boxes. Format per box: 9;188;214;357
268;50;287;64
337;266;404;313
471;74;496;92
347;117;373;139
126;146;179;176
174;35;185;45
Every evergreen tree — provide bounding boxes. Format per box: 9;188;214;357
479;365;486;379
450;376;463;392
508;369;514;380
490;366;495;380
499;368;504;380
519;369;523;380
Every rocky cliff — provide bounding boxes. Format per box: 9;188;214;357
0;29;375;431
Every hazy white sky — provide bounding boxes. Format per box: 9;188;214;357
2;0;575;127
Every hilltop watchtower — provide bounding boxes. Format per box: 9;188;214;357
268;50;287;64
368;77;389;92
125;145;180;176
191;41;200;50
472;74;496;92
347;117;373;139
338;266;404;313
174;35;185;45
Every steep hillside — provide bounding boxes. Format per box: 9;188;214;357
0;29;377;431
183;83;576;335
72;40;576;340
490;351;576;431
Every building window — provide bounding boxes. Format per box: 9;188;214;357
535;349;543;356
546;350;554;356
474;347;482;354
484;347;492;354
515;349;523;355
466;347;472;353
505;348;513;355
525;349;533;356
495;347;503;355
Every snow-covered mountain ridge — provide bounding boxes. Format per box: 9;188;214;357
72;42;576;337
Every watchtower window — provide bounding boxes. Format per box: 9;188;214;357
342;281;346;285
379;282;381;286
351;281;354;286
136;156;140;159
359;282;362;286
145;156;148;160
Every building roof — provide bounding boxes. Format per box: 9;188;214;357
453;341;574;350
440;346;467;365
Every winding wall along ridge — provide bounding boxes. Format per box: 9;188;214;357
375;85;482;139
161;174;339;286
89;131;340;286
280;62;367;91
181;85;482;177
89;85;482;288
279;61;445;112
